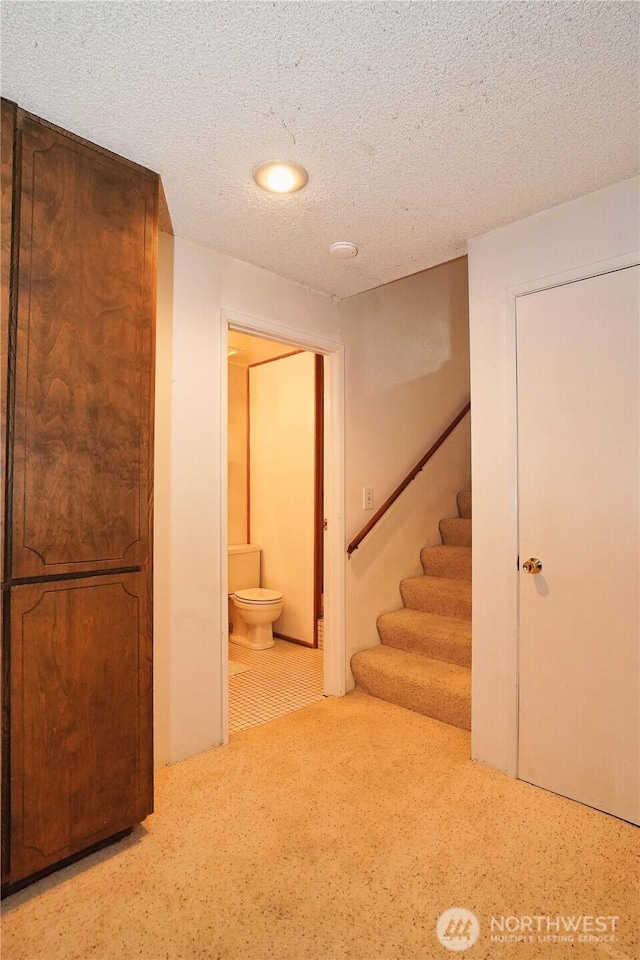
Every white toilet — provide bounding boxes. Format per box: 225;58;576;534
228;544;284;650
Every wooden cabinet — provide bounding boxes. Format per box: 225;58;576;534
10;112;156;579
1;103;157;891
8;573;152;883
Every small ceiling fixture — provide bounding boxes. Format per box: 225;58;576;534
329;241;358;259
253;160;308;194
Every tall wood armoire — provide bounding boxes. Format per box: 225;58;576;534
1;101;157;892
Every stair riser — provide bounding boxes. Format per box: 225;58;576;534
420;548;471;581
457;491;472;519
439;518;472;547
400;581;471;620
352;667;471;732
377;622;471;667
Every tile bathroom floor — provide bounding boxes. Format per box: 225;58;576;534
228;636;324;733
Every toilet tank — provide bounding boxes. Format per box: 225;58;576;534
228;544;261;593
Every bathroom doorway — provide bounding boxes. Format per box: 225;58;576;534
226;327;327;733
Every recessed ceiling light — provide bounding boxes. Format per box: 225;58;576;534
253;160;308;194
329;241;358;259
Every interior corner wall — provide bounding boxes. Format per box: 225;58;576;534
153;234;340;767
339;257;471;679
468;175;640;777
153;231;174;770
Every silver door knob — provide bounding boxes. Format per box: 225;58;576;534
523;558;542;575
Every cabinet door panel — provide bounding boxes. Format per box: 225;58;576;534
8;572;152;883
10;113;157;578
1;99;16;583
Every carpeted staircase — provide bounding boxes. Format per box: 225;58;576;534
351;491;472;730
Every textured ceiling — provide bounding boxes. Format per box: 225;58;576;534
2;2;638;298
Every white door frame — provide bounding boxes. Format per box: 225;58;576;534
219;308;346;743
506;249;640;778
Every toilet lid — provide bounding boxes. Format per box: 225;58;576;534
234;588;283;603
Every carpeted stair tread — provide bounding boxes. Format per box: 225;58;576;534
439;517;472;547
400;575;471;620
352;488;473;728
377;608;471;667
420;544;471;581
351;645;471;731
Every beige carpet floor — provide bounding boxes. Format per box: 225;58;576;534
2;691;637;960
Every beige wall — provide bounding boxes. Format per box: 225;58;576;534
340;257;471;672
227;362;248;545
155;236;473;764
155;182;638;776
468;175;640;776
154;234;340;767
250;352;316;645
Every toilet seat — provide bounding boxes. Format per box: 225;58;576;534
233;587;283;604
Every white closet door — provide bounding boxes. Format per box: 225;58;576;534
517;265;639;823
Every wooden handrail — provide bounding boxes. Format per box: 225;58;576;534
347;400;471;556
